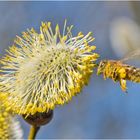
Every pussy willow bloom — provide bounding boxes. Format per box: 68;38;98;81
0;21;99;115
0;103;23;139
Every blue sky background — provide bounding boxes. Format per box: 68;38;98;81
1;1;140;139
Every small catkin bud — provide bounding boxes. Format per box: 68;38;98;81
22;110;53;126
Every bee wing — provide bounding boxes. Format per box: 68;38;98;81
120;49;140;62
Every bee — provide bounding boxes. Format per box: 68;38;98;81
97;53;140;92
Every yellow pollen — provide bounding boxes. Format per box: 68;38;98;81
0;21;99;115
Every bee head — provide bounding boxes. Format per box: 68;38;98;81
97;60;107;75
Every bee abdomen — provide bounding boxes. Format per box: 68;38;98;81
126;66;140;83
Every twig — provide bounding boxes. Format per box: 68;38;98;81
28;125;40;140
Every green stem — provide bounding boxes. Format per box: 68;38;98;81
28;125;40;140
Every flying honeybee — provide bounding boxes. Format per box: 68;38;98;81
97;50;140;92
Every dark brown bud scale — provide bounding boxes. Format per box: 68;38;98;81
22;110;53;126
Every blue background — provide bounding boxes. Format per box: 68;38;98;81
0;1;140;139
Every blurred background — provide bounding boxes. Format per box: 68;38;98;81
0;1;140;139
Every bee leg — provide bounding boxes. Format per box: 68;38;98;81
103;69;107;80
118;68;126;79
119;79;127;92
103;72;107;80
112;68;118;82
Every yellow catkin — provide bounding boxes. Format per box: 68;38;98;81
0;21;99;115
0;101;23;139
